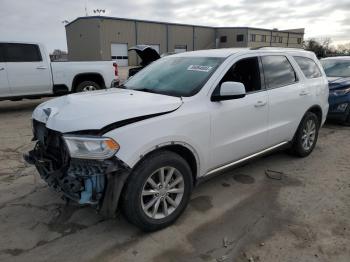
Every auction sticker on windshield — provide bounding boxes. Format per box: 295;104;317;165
187;65;213;72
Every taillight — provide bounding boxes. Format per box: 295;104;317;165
113;63;118;78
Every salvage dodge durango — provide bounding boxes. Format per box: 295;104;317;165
25;48;329;231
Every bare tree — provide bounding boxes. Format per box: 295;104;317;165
337;43;350;55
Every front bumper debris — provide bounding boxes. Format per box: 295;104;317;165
25;121;130;217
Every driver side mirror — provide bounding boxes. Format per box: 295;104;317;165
211;81;246;102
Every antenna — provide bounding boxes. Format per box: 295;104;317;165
85;0;89;16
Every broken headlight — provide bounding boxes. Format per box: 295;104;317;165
63;135;120;160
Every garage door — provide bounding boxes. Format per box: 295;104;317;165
174;45;187;54
111;43;128;67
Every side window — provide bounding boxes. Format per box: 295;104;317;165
4;43;42;62
218;57;262;93
261;55;297;89
293;56;322;79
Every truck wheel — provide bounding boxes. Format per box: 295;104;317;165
75;81;101;92
291;111;320;157
122;150;193;232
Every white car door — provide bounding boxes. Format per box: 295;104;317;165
209;55;269;170
4;43;52;96
0;44;11;97
261;54;311;146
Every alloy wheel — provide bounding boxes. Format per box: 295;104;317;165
141;167;184;219
301;119;316;151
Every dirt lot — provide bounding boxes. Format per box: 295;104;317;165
0;98;349;262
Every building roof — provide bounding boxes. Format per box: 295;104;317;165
66;16;304;34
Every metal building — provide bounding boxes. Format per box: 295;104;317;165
65;16;304;66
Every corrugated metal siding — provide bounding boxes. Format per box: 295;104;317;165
247;29;272;48
99;19;137;65
286;33;304;48
136;22;167;54
247;29;303;48
216;28;248;48
194;27;216;50
65;17;305;65
168;25;193;52
66;19;101;61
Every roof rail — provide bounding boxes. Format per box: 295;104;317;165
250;46;271;50
250;46;304;51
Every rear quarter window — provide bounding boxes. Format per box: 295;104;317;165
294;56;322;79
4;43;42;62
261;55;297;89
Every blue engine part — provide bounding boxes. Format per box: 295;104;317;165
79;175;106;204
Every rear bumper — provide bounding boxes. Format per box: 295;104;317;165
24;143;130;217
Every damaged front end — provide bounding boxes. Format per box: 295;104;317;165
24;120;130;218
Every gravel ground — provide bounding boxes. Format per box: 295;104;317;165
0;98;349;262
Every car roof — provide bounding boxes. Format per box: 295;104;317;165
170;47;315;59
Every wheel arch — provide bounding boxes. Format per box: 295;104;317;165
72;73;105;92
307;105;323;126
131;142;200;186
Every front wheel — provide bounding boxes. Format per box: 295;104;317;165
291;112;320;157
122;150;193;231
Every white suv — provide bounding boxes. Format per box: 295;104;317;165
25;48;329;231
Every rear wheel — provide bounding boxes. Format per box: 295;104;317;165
291;112;320;157
122;150;193;231
75;81;101;92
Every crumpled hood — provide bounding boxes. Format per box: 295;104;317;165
328;77;350;90
33;88;182;133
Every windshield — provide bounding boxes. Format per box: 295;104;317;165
321;59;350;78
124;56;224;97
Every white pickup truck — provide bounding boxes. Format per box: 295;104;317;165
0;42;119;100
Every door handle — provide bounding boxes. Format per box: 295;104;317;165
0;67;4;71
254;101;267;107
299;90;309;96
36;66;47;70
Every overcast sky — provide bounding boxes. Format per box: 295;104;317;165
1;0;349;52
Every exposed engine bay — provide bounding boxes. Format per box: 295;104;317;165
24;120;130;217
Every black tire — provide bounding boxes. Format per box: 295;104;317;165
122;150;193;232
291;111;320;157
75;80;101;92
